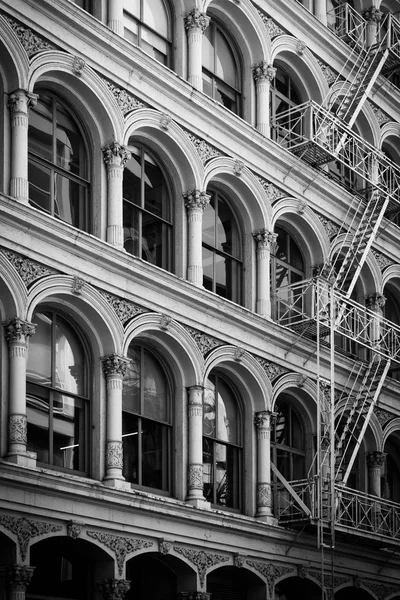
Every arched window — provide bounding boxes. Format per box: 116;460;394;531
202;20;241;115
123;145;173;271
271;226;305;322
202;189;242;303
123;0;172;66
28;92;90;231
122;344;172;492
270;67;301;146
271;398;305;481
203;372;242;510
26;310;89;474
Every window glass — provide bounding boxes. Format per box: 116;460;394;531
123;0;171;66
122;345;171;492
271;227;305;322
26;311;89;474
272;399;305;481
28;93;90;232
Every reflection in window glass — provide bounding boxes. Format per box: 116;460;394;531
271;227;305;323
272;399;305;482
123;0;171;66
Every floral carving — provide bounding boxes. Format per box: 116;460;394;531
361;581;399;600
253;229;277;250
0;565;35;591
369;102;391;126
87;531;153;576
173;547;229;587
98;579;131;600
316;214;340;239
67;521;83;539
372;249;393;271
257;177;285;202
374;406;394;426
100;291;145;323
186;132;222;163
257;10;285;38
253;61;276;83
0;515;62;561
316;60;337;85
5;17;54;56
158;539;171;554
102;142;131;167
9;415;27;445
106;441;123;469
234;554;245;568
183;190;210;212
104;79;145;114
72;56;85;76
308;570;350;592
102;354;130;378
183;326;223;355
184;9;210;33
188;464;203;489
2;249;58;286
246;561;294;596
255;357;287;380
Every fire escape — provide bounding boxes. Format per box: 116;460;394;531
271;2;400;567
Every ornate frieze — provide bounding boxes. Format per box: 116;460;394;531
183;326;222;355
257;10;285;39
173;547;229;587
246;561;294;597
100;291;145;324
316;59;337;85
9;415;27;445
255;356;288;381
67;521;83;539
103;79;145;115
0;515;62;561
185;132;222;163
361;580;399;600
98;579;131;600
316;213;340;239
257;177;285;202
0;565;35;592
372;249;393;271
5;16;54;56
2;249;58;286
184;9;210;33
87;531;153;576
308;570;350;593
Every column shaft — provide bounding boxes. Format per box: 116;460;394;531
253;229;277;318
253;63;276;138
314;0;328;25
185;10;210;91
255;411;273;518
184;190;210;287
186;385;206;505
102;143;131;249
108;0;124;36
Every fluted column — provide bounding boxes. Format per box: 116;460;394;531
367;451;386;497
101;354;131;485
102;142;132;249
363;6;382;47
3;318;36;464
314;0;328;25
255;411;273;519
185;9;210;91
186;385;207;506
0;565;35;600
108;0;124;36
8;90;38;204
253;63;276;137
99;579;131;600
253;229;277;318
184;190;211;287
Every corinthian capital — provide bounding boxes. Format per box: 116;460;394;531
8;89;38;115
184;8;210;33
3;317;36;345
253;228;277;250
102;142;132;167
253;61;276;83
101;354;130;378
0;565;35;592
363;6;382;23
183;190;211;212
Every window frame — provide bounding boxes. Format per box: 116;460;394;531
271;397;306;482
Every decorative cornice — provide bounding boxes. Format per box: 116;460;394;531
185;132;222;163
103;78;145;115
86;531;153;576
0;515;62;561
2;249;58;286
5;16;54;56
173;547;229;587
100;290;145;324
183;326;223;355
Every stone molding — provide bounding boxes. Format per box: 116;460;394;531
2;249;58;286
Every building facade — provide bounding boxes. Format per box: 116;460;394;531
1;0;400;598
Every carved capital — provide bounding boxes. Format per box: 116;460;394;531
254;411;271;430
367;451;387;468
101;354;130;378
0;565;35;591
184;9;210;33
8;89;38;115
183;190;211;213
102;142;132;167
253;229;277;250
3;317;36;345
363;6;382;23
98;579;131;600
253;61;276;83
366;293;386;311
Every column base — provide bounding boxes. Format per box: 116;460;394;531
186;497;211;510
256;513;278;525
103;477;132;491
5;451;37;468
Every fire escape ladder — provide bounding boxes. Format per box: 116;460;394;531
334;356;391;486
331;191;389;297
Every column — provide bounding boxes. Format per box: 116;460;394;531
255;411;273;519
367;451;386;497
253;229;277;318
366;293;385;349
101;354;130;486
186;385;207;507
185;9;210;91
102;142;132;250
8;90;38;204
184;190;210;287
363;7;382;48
0;565;35;600
99;579;131;600
3;317;36;466
314;0;328;26
252;63;276;138
108;0;124;36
